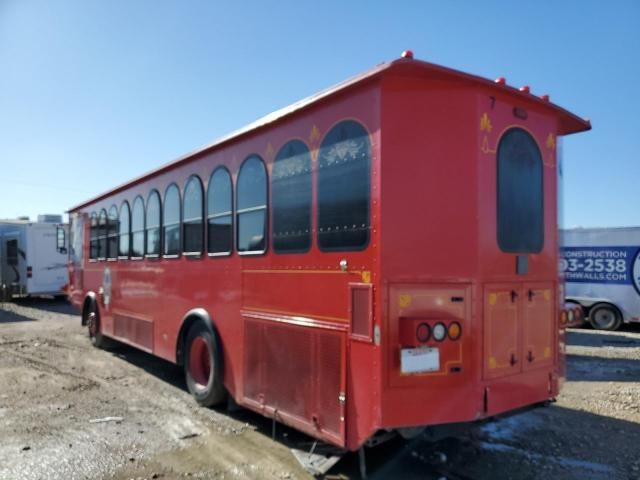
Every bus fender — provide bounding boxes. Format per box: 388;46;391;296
81;292;97;326
176;308;218;366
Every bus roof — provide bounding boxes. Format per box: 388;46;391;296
69;56;591;212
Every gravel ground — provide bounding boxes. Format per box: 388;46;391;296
1;299;639;480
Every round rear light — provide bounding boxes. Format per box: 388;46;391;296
574;307;582;320
416;322;431;342
568;310;574;322
433;323;447;342
448;322;462;340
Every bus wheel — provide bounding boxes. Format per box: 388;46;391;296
86;302;110;349
184;322;226;407
589;304;622;331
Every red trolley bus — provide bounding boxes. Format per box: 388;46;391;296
67;52;590;451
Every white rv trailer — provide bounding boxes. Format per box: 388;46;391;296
561;227;640;331
0;215;69;299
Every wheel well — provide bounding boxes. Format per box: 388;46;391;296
81;294;96;326
176;309;214;366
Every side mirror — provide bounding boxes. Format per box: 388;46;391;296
57;226;67;254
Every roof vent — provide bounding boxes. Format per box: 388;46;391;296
401;50;414;59
37;214;63;223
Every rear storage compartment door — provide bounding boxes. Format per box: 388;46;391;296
483;284;521;379
521;283;554;371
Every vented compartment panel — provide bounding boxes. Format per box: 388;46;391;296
113;313;153;351
243;315;346;445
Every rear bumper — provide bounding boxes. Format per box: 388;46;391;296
380;368;557;429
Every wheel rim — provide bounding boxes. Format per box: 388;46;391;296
88;311;98;338
189;336;212;391
592;308;616;329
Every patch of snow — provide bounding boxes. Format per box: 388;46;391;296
481;411;542;441
480;442;614;476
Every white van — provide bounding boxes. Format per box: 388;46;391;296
0;215;69;299
561;227;640;331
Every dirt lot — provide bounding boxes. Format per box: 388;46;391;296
1;299;639;480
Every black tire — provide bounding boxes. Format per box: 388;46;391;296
589;303;622;331
85;300;111;349
184;321;226;407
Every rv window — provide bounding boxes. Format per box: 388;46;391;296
497;128;544;253
317;120;371;251
163;184;181;256
272;140;311;253
237;155;267;254
6;239;18;267
183;175;204;254
107;205;118;259
146;191;161;256
56;227;67;254
207;167;233;255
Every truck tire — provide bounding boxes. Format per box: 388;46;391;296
184;321;226;407
85;301;112;349
589;303;622;331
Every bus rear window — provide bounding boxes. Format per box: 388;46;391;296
317;120;371;251
497;128;544;253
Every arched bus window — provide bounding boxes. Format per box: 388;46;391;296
183;176;204;254
131;196;145;258
317;120;371;251
107;205;119;260
118;200;131;258
497;128;544;253
207;167;233;255
272;140;311;253
146;190;161;256
89;212;98;260
237;155;267;254
97;209;108;260
163;183;181;256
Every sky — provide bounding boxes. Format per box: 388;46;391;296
0;0;638;228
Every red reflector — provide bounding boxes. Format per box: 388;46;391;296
416;322;430;342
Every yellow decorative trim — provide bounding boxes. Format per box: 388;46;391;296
480;112;493;132
243;306;348;323
361;271;371;283
545;133;556;150
488;293;497;306
544;347;551;358
489;356;497;370
398;294;412;309
243;269;361;275
265;143;274;158
309;125;320;144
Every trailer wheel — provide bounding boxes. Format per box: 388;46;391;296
589;303;622;331
85;301;111;349
184;321;226;407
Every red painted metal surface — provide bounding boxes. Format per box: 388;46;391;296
67;56;590;451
